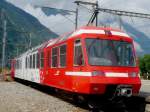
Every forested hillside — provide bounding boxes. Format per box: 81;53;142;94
0;0;58;66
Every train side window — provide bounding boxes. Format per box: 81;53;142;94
30;55;32;69
17;59;20;69
74;39;84;66
18;60;19;69
28;57;30;69
33;54;36;69
19;60;21;69
59;45;66;67
52;47;58;67
25;57;27;69
15;60;18;69
36;53;39;68
40;52;44;68
15;60;16;69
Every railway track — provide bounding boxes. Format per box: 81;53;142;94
15;79;147;112
0;78;148;112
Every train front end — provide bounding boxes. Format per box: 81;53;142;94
86;38;140;96
72;27;141;98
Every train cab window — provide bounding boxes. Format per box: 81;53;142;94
40;52;44;68
52;47;58;67
33;54;36;69
74;39;84;66
36;53;39;68
59;45;66;67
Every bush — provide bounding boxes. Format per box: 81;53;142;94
5;74;13;81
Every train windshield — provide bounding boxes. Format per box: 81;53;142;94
85;38;136;67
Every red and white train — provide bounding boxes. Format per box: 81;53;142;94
11;26;141;99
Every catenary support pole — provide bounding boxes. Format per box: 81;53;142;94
75;2;79;29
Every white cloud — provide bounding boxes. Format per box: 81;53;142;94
7;0;150;31
23;4;75;34
6;0;150;36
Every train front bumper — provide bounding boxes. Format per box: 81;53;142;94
72;76;141;96
89;77;141;95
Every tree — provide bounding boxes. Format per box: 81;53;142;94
139;54;150;79
139;57;146;76
144;55;150;74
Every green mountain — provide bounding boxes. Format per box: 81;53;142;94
0;0;58;66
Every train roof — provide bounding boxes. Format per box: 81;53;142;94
70;26;130;37
46;26;130;47
15;26;131;59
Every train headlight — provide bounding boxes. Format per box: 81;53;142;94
92;71;105;76
129;72;137;77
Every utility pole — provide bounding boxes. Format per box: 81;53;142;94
29;33;32;49
1;9;7;77
75;0;98;26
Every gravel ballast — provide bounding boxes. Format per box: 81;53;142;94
0;82;87;112
0;81;150;112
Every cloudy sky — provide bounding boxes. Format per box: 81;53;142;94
6;0;150;34
6;0;150;53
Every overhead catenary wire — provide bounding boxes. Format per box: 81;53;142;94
97;7;150;29
98;8;150;19
76;1;150;29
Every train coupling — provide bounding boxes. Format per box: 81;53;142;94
115;85;132;97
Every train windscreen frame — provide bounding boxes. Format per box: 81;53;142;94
85;38;136;67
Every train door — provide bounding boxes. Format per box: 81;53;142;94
31;52;40;83
71;39;86;91
43;48;51;85
27;52;40;83
39;50;45;84
35;52;40;83
48;46;59;86
57;44;67;88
